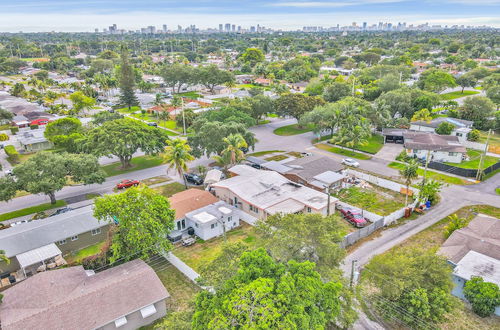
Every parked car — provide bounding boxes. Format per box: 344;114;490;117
342;158;360;168
184;173;203;185
301;152;313;157
147;122;158;127
49;207;73;217
240;147;249;154
116;179;140;189
10;219;30;227
339;207;368;228
249;163;261;169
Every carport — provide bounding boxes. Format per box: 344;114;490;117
381;128;408;144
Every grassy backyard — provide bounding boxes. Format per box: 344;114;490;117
439;90;479;100
335;185;406;216
178;91;202;99
153;182;186;197
316;143;372;160
65;241;106;264
333;134;384;154
265;154;289;161
173;223;261;272
129;113;181;135
0;200;67;222
273;124;314;136
101;155;164;177
445;149;498;169
388;162;473;185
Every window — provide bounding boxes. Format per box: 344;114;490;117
227;216;232;222
114;316;127;328
307;207;312;213
91;228;101;236
456;133;462;137
249;205;259;214
71;235;78;241
449;152;457;156
58;239;66;245
413;149;419;153
211;223;215;229
177;219;186;231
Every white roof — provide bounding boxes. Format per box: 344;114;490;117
266;199;305;215
204;169;223;184
213;165;336;212
218;206;232;215
192;211;217;224
454;251;500;285
261;161;293;174
16;243;62;268
313;171;345;185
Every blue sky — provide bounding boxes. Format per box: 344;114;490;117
0;0;499;31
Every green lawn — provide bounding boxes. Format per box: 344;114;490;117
335;186;406;216
267;113;279;118
66;241;106;264
247;150;284;157
273;124;314;136
316;143;372;160
153;182;186;197
445;149;498;169
0;200;67;222
173;223;261;272
264;154;289;161
388;162;473;185
479;130;500;150
129;113;180;135
496;187;500;195
141;176;171;186
115;105;142;113
439;90;479;100
333;134;384;154
0;124;11;131
178;91;202;99
257;119;270;125
101;155;164;177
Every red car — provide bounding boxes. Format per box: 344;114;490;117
339;207;368;228
116;179;140;189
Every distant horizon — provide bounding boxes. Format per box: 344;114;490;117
0;0;499;32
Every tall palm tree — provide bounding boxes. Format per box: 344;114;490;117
221;134;248;165
400;159;420;207
162;139;195;188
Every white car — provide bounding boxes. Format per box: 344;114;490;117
342;158;360;168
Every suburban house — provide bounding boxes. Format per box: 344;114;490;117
235;74;254;84
438;215;500;316
0;205;110;284
167;189;240;242
17;128;54;152
260;155;345;191
254;77;271;86
11;114;30;128
0;259;169;330
212;165;337;219
403;131;466;163
410;117;473;143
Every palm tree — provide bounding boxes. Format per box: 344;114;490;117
411;108;432;131
221;134;248;165
399;159;419;207
212;152;232;175
158;111;170;127
162;139;195;188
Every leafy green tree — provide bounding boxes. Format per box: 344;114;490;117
0;152;104;204
456;74;478;93
69;91;95;115
376;88;413;118
417;69;456;93
188;121;255;158
464;276;500;317
162;138;194;188
304;78;325;96
81;118;170;168
460;96;496;130
411;108;432;128
93;185;175;263
44;117;84;151
193;248;343;329
192;106;256;129
160;63;194;94
117;47;139;109
256;213;346;277
435;121;455;135
467;129;481;141
0;107;13;122
198;65;234;94
10;83;25;97
300;102;341;137
419;179;442;204
154;311;193;330
274;93;325;121
220;133;248;165
399;159;419;206
323;81;351;102
91;111;124;125
482;73;500;90
486;86;500;111
443;214;468;238
239;48;265;66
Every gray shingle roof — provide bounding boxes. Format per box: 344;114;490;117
403;131;466;153
0;205;109;257
284;155;344;181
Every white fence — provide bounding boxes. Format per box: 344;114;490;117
462;140;486;151
345;169;419;196
335;201;383;223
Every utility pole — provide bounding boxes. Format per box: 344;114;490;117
325;182;335;216
181;97;187;136
350;260;357;287
476;129;492;181
421;149;431;188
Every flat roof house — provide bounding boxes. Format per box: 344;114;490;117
403;131;466;163
0;259;169;330
17;128;54;152
212;165;337;219
0;205;110;285
438;215;500;316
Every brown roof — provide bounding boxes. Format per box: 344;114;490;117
169;188;219;220
438;215;500;264
403;131;466;153
0;259;169;330
285;155;344;181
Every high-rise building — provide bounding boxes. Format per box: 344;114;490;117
163;24;168;32
225;23;231;32
237;26;241;32
94;28;99;33
250;26;256;32
363;22;367;30
219;24;223;32
231;24;236;32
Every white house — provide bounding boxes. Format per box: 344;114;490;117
410;117;473;143
185;201;240;241
211;165;337;219
403;131;466;163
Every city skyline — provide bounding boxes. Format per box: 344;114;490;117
0;0;499;32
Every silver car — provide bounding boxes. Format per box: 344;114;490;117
342;158;360;167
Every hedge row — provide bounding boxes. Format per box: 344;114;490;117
4;145;20;163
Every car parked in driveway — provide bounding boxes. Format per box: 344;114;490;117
339;207;368;228
147;122;158;127
49;207;73;217
342;158;360;167
116;179;140;189
184;173;203;185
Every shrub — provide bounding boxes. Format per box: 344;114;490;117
396;150;411;162
435;122;454;135
467;129;480;142
30;124;39;130
4;145;20;163
464;277;500;317
0;133;8;141
443;214;467;238
10;127;19;135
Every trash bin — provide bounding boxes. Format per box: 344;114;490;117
425;201;431;208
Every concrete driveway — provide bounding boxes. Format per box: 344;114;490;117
375;143;403;161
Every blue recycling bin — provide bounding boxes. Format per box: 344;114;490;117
425;201;431;208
